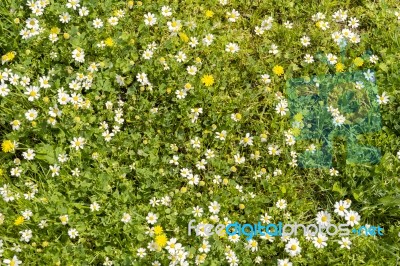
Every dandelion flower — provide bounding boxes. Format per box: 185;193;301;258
201;75;214;87
272;65;284;76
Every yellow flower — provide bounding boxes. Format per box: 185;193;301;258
230;166;237;172
205;10;214;18
195;57;202;64
128;1;134;9
105;37;114;47
1;51;16;64
239;204;245;210
234;113;242;120
50;27;60;34
180;187;187;193
184;83;192;90
201;75;214;87
15;216;25;226
154;225;163;235
272;65;284;76
294;113;303;122
179;32;189;43
353;57;364;67
63;33;70;39
14;18;20;24
2;140;15;153
155;234;168;248
335;62;345;72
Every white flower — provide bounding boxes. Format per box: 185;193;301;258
70;137;85;150
333;114;346;126
136;72;149;85
329;168;339;176
234;153;245;164
72;48;85;63
208;201;221;214
334;200;349;217
239;133;253;146
277;258;292;266
269;44;279;55
276;199;287;210
146;212;158;224
364;70;375;82
103;257;113;266
161;6;172;17
192;206;203;217
188;37;199;47
215;130;227;141
25;86;40;101
225;43;239;53
377;92;389;105
345;210;360;227
3;255;22;266
167;19;182;33
25;109;38;121
285;238;301;257
137;248;147;258
261;74;271;84
202;34;214;46
276;101;289;116
66;0;80;10
22;149;35;160
227;9;240;22
187;65;198;75
59;12;71;23
268;144;281;156
284;21;293;29
254;26;265;35
49;164;60;177
369;55;378;64
313;233;328;248
19;229;32;242
326;53;337;65
144;13;157;26
93;18;103;28
300;36;311;46
0;83;10;97
175;89;187;99
338;237;352;249
108;16;119;26
348;17;359;28
68;228;79;239
190;137;201;149
121;213;131;223
246;239;258;252
90;202;100;212
175;51;187;62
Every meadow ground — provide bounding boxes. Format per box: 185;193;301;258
0;0;399;265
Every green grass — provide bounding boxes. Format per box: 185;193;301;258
0;0;399;265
